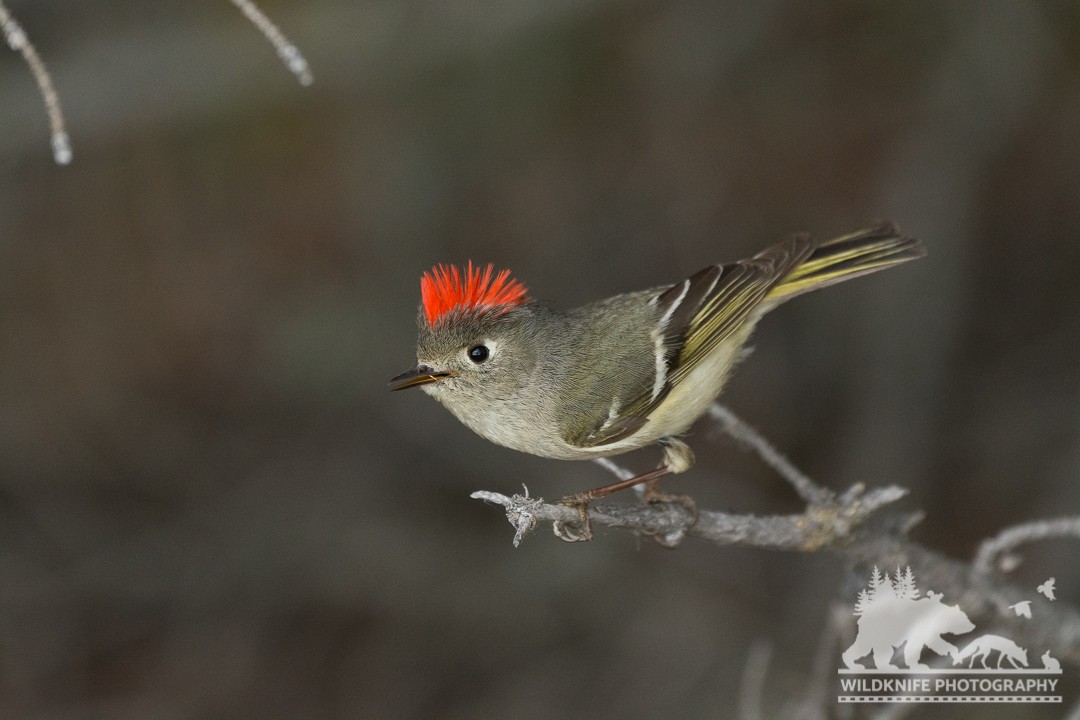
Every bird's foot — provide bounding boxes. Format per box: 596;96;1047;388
554;494;593;542
641;479;698;548
552;464;678;544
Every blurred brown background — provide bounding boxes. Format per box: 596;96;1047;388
1;1;1079;718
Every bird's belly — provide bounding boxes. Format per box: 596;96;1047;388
441;396;592;460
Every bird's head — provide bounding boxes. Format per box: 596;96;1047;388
389;262;537;404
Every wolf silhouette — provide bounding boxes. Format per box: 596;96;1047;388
953;634;1029;669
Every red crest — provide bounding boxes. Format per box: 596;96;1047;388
420;262;529;325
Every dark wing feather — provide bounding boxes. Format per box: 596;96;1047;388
671;235;813;384
570;234;813;448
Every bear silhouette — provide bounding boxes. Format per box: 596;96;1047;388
843;595;975;670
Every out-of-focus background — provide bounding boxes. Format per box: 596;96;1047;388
1;1;1078;718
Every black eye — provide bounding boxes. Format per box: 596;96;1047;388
468;345;489;363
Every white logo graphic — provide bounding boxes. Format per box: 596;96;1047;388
837;566;1064;704
1010;600;1033;618
1038;578;1057;601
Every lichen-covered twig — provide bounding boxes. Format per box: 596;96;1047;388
470;482;907;550
0;0;71;164
229;0;313;86
471;403;1080;677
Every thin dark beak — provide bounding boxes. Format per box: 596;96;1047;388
388;365;455;391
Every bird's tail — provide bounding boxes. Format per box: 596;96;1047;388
765;222;925;304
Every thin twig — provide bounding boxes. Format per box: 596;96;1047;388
592;457;636;482
709;404;833;505
592;456;649;501
785;605;850;720
738;640;772;720
1;0;313;164
229;0;313;86
973;516;1080;576
0;0;71;164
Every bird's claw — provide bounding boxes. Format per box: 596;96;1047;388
554;494;593;542
642;482;698;548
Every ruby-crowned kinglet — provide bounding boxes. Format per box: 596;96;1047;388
390;223;924;509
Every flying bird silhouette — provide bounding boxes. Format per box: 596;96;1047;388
1009;601;1032;618
1037;578;1056;601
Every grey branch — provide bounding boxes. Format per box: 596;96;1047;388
738;640;772;720
472;403;1080;675
0;0;71;164
229;0;313;86
973;516;1080;576
708;403;833;505
1;1;311;164
470;483;908;551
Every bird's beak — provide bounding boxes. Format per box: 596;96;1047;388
388;365;455;391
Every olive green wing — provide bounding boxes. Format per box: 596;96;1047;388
567;235;813;448
667;235;813;384
765;222;925;303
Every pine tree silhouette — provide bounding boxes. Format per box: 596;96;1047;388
856;565;923;613
895;566;919;600
872;566;896;601
854;588;872;616
868;566;886;603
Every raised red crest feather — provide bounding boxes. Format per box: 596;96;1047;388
420;262;529;325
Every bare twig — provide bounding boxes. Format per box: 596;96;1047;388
592;456;636;482
738;640;772;720
0;0;71;164
709;404;833;505
1;0;312;164
785;605;851;720
973;516;1080;576
593;456;650;502
229;0;313;86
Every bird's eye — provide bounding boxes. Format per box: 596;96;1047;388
468;345;489;363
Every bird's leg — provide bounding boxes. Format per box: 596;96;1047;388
556;439;698;543
560;465;673;506
641;438;699;547
644;438;698;512
556;466;672;541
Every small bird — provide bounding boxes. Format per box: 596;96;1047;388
391;223;924;528
1009;601;1033;619
1037;578;1056;601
